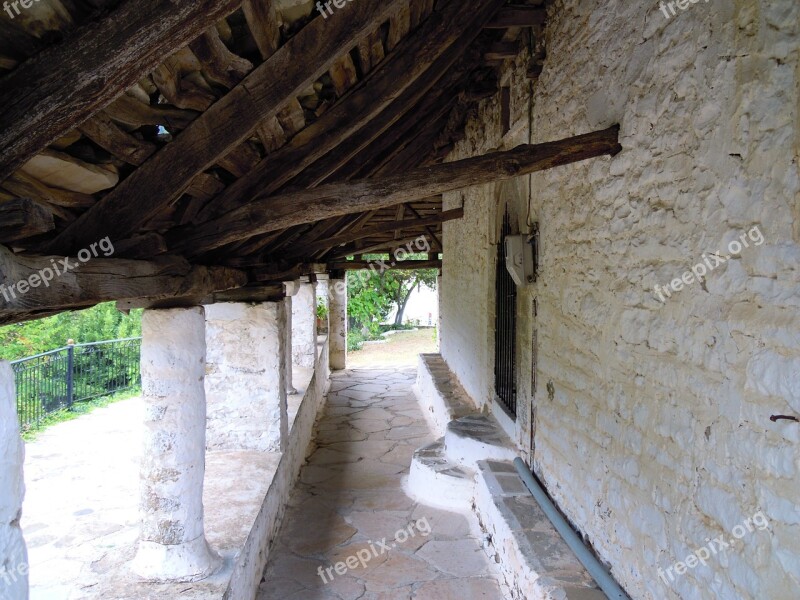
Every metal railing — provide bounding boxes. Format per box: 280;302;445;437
11;338;142;431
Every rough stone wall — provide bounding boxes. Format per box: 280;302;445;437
441;0;799;598
225;338;330;600
328;278;347;370
205;302;285;453
292;283;317;368
441;46;536;453
0;362;28;600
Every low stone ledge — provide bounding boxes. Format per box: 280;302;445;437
475;460;606;600
74;338;331;600
413;353;476;437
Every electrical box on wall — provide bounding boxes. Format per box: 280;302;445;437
505;234;535;286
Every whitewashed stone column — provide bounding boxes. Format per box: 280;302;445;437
283;282;299;395
292;282;317;368
132;307;220;582
0;362;28;600
316;276;330;335
436;273;443;349
328;275;347;370
204;302;287;453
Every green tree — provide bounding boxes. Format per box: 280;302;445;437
0;303;143;361
346;253;438;334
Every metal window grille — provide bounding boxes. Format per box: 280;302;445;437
494;209;518;418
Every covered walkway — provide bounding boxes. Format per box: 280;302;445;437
258;367;506;600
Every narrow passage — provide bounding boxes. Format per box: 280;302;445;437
257;367;506;600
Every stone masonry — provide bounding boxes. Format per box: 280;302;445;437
205;302;287;453
441;0;799;598
0;362;28;600
132;307;221;582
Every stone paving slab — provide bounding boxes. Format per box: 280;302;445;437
257;368;508;600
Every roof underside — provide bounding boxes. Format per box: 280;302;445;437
0;0;547;319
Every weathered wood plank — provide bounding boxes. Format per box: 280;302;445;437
190;28;253;89
0;0;243;181
77;113;158;166
0;198;55;243
242;0;281;60
197;0;506;220
1;172;95;209
0;246;247;325
45;0;405;256
103;93;199;131
152;52;217;111
117;283;284;310
169;126;621;255
484;41;520;61
328;233;436;259
289;53;486;190
329;54;359;97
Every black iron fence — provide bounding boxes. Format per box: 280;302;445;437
11;338;142;431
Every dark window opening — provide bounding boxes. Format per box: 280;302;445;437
494;208;518;418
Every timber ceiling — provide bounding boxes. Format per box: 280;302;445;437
0;0;547;312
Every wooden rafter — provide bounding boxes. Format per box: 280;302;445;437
286;206;462;258
44;0;407;256
197;0;507;221
328;259;442;271
168;126;621;256
0;0;242;181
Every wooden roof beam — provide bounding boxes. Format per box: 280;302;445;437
328;259;442;271
168;125;621;256
0;198;55;243
0;246;246;326
286;205;460;258
197;0;507;221
44;0;407;256
485;6;546;28
0;0;242;181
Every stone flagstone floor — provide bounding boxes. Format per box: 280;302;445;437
257;367;507;600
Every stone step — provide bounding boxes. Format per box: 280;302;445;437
476;461;608;600
406;439;475;512
444;414;518;469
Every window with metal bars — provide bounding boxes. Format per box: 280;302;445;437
494;208;518;418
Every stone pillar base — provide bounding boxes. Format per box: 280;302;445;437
131;535;221;583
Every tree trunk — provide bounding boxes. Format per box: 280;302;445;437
394;280;419;326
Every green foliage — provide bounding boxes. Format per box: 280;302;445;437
0;303;143;362
316;300;329;320
346;254;437;331
347;330;366;352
